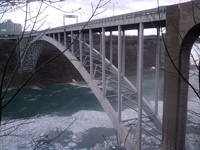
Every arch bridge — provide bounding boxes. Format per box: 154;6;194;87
5;1;200;150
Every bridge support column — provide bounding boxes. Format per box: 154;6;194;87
118;25;122;122
71;31;74;54
64;29;67;47
58;32;61;43
100;32;102;54
122;30;125;77
89;29;93;78
102;27;106;97
109;31;113;65
137;22;144;150
155;27;160;115
83;34;86;43
79;31;82;63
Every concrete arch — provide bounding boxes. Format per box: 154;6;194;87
179;23;200;100
177;22;200;150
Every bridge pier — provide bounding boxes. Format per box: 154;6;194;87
162;1;200;149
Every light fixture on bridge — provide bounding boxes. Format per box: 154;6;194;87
63;14;78;26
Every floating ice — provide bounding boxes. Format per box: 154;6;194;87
0;110;114;150
30;86;42;90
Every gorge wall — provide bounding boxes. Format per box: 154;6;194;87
0;35;159;87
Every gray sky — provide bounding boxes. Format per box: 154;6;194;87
2;0;190;30
1;0;198;63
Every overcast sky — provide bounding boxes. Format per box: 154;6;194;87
2;0;191;30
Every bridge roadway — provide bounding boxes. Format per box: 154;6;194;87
4;1;200;150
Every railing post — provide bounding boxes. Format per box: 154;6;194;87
79;31;83;63
110;31;113;65
89;29;93;78
102;27;106;97
155;27;160;115
71;31;74;54
118;25;122;122
137;22;144;150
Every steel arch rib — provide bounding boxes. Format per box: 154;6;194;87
39;35;134;149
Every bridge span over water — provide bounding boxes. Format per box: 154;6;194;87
3;1;200;150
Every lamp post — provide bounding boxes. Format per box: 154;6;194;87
77;12;84;22
110;2;118;16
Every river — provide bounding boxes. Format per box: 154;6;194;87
0;70;199;150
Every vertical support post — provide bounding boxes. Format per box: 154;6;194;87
83;34;86;43
53;33;55;39
71;31;74;54
118;25;122;122
110;31;113;65
155;27;160;115
89;29;93;78
79;31;83;63
122;30;125;77
102;28;106;97
64;29;67;47
100;32;102;54
137;23;144;150
58;32;61;43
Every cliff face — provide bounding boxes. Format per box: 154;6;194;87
0;35;158;87
0;39;21;87
33;43;83;85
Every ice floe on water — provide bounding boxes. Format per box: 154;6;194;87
30;86;42;90
0;110;114;150
1;107;167;149
1;108;156;149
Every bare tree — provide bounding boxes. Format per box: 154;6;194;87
0;0;110;148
